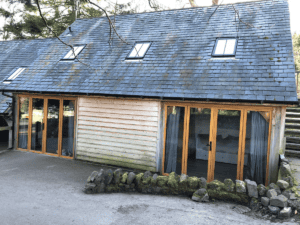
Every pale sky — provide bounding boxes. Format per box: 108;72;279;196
0;0;299;35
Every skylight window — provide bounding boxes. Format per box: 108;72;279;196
212;38;237;57
126;42;151;59
62;45;85;60
3;68;26;84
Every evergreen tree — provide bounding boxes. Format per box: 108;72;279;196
0;0;136;40
293;33;300;71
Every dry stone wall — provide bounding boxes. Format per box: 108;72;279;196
83;159;300;221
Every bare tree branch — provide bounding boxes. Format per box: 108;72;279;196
189;0;197;7
148;0;159;10
87;0;130;45
34;0;94;70
230;4;257;28
212;0;219;5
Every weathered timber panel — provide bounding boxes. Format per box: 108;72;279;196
77;97;160;172
268;107;282;184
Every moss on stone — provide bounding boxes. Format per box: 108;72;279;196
121;172;128;184
156;176;169;187
207;180;225;192
106;184;120;193
207;189;249;205
151;177;157;186
187;177;199;189
167;172;179;189
224;179;235;192
135;173;144;184
142;176;153;185
286;186;300;197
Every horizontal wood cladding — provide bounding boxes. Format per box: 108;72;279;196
77;97;160;171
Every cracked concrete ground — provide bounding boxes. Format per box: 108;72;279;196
0;150;298;225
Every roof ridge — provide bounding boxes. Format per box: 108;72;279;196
75;0;279;21
0;37;56;43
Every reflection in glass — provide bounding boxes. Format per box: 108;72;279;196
244;111;269;185
187;108;211;178
214;110;241;181
164;106;185;174
62;100;75;157
18;97;29;149
46;99;60;154
31;98;44;151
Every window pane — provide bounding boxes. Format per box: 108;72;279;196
244;111;269;185
214;110;240;181
129;44;143;57
62;100;75;157
215;40;226;55
187;108;211;179
74;46;84;56
137;43;150;57
64;48;76;59
8;68;25;80
18;97;29;149
224;39;236;55
31;98;44;151
46;99;60;154
164;106;185;174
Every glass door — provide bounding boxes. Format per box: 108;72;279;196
214;109;242;181
186;108;212;179
31;98;44;152
163;106;185;175
45;99;60;155
61;100;75;157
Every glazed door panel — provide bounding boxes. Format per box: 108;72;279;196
31;98;44;152
46;99;60;154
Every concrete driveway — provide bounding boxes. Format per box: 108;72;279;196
0;150;298;225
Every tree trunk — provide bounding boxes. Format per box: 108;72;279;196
189;0;197;7
212;0;219;5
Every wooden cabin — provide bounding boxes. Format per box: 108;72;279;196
0;0;297;185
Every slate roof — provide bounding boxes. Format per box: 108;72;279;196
0;95;11;114
0;0;297;103
0;38;55;113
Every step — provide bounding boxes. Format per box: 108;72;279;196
286;136;300;144
286;143;300;150
286;112;300;118
285;130;300;137
285;117;300;123
285;149;300;157
287;107;300;112
285;123;300;129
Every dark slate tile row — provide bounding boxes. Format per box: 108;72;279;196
0;0;297;103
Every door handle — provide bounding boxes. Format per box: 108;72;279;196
206;142;212;151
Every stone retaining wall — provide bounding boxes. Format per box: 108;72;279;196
84;159;300;220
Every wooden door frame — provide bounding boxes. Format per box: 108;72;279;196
161;101;273;185
16;94;77;159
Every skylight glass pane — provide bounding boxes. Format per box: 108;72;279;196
7;68;25;80
64;47;77;59
224;39;236;55
74;46;84;57
215;40;226;55
129;44;143;57
63;46;85;59
137;43;150;57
